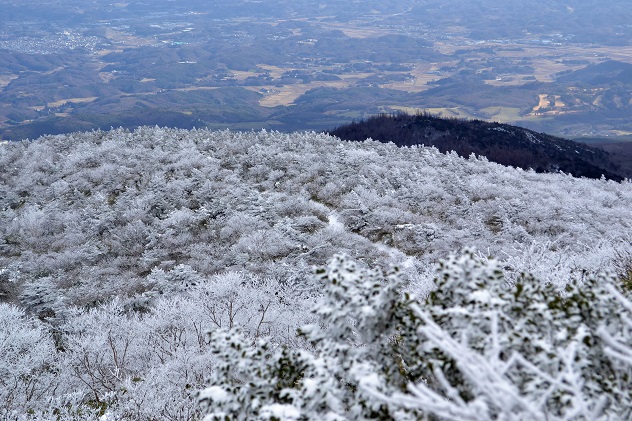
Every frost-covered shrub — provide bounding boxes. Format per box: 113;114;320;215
51;296;215;420
14;269;312;420
199;252;632;420
193;271;310;342
199;254;408;420
613;249;632;291
407;252;631;419
0;303;58;418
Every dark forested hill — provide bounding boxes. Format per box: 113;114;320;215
329;113;629;181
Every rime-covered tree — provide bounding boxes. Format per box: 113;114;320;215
199;253;632;420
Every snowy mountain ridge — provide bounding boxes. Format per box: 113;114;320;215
0;127;631;419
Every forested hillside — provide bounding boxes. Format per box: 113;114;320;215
1;128;631;419
330;113;630;181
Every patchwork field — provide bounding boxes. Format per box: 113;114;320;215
46;97;98;108
1;0;631;139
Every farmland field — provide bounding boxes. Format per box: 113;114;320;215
0;0;631;139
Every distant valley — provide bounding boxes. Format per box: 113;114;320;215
0;0;631;141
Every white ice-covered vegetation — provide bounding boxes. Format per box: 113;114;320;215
0;127;630;420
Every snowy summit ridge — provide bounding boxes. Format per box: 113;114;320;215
0;127;631;419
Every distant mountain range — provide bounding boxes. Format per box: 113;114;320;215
329;113;631;181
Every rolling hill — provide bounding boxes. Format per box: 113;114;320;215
556;60;632;86
330;113;630;181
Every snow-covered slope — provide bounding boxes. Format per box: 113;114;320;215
2;127;630;305
0;127;631;418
